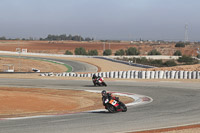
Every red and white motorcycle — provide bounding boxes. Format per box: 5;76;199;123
93;77;107;87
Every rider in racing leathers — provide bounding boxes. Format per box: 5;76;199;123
93;75;106;86
101;90;119;108
92;74;97;85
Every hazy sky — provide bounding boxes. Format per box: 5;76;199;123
0;0;199;41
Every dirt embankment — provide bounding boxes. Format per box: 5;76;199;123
132;124;200;133
0;87;133;118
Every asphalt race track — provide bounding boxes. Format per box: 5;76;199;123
0;55;98;73
0;56;200;133
0;78;200;133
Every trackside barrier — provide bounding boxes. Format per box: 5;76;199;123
41;71;200;79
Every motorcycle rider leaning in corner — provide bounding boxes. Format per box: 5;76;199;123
92;74;97;85
92;74;97;80
101;90;119;108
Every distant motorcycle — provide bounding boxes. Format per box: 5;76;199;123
104;97;127;113
92;77;107;87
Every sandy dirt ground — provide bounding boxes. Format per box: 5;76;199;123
0;87;133;118
162;128;200;133
132;124;200;133
0;57;68;72
0;40;199;56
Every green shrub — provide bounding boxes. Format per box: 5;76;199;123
74;47;87;55
88;49;98;56
197;54;200;59
173;50;182;56
115;49;125;56
149;59;163;66
122;57;129;61
148;49;161;55
177;55;197;64
175;42;185;47
64;50;73;55
115;57;180;67
0;36;6;40
134;57;148;64
163;60;177;67
125;47;140;55
103;49;112;56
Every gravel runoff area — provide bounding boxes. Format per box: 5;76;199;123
131;124;200;133
0;57;68;73
0;87;133;118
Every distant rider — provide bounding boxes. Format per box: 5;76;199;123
92;75;104;86
92;74;97;85
92;74;97;80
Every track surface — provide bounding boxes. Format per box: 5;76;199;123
0;55;98;73
0;79;200;133
0;55;200;132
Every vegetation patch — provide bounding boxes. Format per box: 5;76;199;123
115;55;199;67
177;55;199;65
103;49;112;56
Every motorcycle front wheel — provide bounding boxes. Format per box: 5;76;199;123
120;102;127;112
106;105;116;113
102;82;107;87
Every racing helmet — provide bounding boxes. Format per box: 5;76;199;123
101;90;107;96
93;74;97;78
